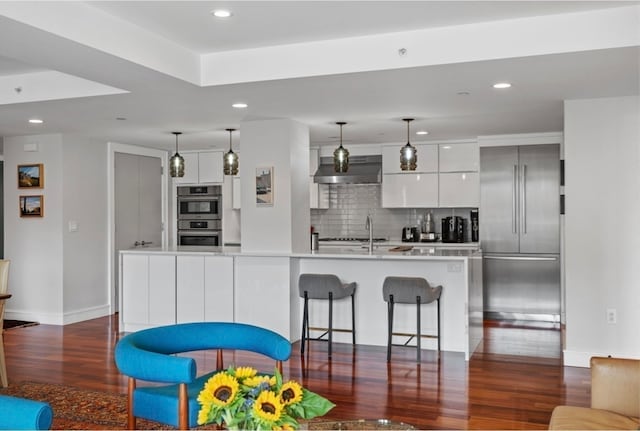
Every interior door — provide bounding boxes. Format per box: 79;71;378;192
479;146;520;253
518;145;560;254
114;153;162;311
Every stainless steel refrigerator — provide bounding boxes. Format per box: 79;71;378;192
480;144;560;322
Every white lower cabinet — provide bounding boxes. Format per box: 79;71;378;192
204;256;234;322
438;172;479;207
177;255;235;323
121;253;234;331
382;173;438;208
121;254;175;330
176;256;206;322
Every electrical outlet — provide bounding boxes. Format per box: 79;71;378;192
606;308;617;324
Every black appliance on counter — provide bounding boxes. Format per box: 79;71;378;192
441;216;467;243
470;209;479;242
402;227;419;242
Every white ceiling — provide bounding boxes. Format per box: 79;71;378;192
0;1;638;152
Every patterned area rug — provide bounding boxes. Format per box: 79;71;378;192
0;381;179;429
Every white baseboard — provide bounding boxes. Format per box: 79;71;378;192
5;305;111;326
563;349;640;367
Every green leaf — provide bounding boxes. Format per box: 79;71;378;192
297;389;336;419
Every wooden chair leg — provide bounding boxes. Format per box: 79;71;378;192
127;377;137;430
216;349;224;370
179;383;189;430
351;293;356;345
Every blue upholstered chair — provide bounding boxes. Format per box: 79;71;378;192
114;322;292;430
0;394;53;430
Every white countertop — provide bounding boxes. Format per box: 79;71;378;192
120;244;481;260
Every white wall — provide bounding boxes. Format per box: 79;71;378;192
240;119;310;253
564;96;640;366
62;136;109;318
4;134;64;323
4;133;110;324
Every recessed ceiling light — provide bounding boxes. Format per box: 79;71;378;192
232;103;248;109
212;9;232;18
416;131;429;135
28;118;43;124
493;82;512;89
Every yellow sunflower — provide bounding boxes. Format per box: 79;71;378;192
244;375;277;387
279;381;303;405
197;403;212;426
199;372;239;407
253;390;283;423
234;366;258;379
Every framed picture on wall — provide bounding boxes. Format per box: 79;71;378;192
18;164;44;188
19;195;44;217
256;166;273;207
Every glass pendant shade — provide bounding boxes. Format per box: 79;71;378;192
333;121;349;173
223;128;239;176
169;132;185;178
400;118;417;171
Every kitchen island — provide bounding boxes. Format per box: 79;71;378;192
119;244;483;360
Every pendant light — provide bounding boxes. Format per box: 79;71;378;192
400;118;417;171
223;128;239;175
169;132;185;178
333;121;349;173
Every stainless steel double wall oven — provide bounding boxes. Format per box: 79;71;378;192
177;185;222;246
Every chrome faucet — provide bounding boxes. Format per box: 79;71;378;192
365;214;373;254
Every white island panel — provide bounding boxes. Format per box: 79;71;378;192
234;256;293;338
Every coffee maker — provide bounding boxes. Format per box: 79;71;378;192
441;216;466;243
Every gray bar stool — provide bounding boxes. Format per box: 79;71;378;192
299;273;356;358
382;276;442;362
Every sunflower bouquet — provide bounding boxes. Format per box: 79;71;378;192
197;365;335;430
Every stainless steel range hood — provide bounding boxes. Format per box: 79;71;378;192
313;155;382;184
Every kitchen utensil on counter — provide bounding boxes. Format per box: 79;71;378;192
311;232;319;251
419;232;438;242
422;211;435;234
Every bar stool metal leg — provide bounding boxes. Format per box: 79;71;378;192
301;291;310;354
387;294;394;362
416;295;422;362
328;291;333;358
351;293;356;345
437;298;441;352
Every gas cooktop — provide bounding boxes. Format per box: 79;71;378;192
319;237;387;242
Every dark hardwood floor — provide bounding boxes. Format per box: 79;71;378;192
3;315;590;429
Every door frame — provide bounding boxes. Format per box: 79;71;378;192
107;142;168;315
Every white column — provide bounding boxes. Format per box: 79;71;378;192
239;119;310;253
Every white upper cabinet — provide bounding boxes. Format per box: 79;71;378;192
439;172;479;207
382;173;438;208
173;150;224;184
309;148;329;209
383;144;438;174
438;143;479;172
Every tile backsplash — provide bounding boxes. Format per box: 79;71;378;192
310;184;476;241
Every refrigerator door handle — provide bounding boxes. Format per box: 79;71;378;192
522;164;527;234
512;164;518;234
484;255;558;262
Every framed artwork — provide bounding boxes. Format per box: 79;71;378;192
19;195;44;217
18;164;44;188
256;166;273;207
